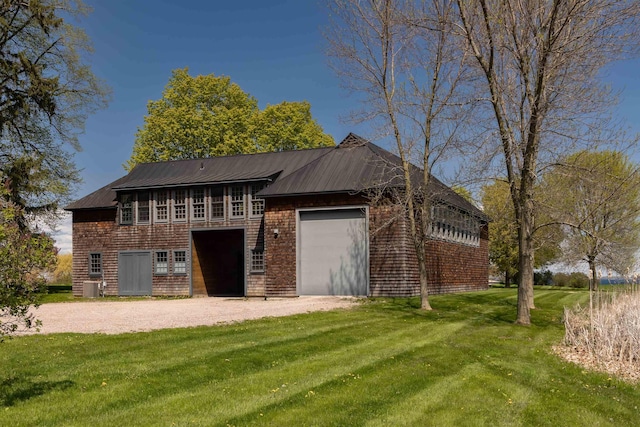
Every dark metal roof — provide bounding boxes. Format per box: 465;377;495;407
64;175;128;211
260;133;487;220
65;133;485;220
65;147;333;210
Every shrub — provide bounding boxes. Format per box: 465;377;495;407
568;272;589;289
564;288;640;377
534;269;553;286
553;272;570;287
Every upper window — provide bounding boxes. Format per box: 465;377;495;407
191;188;205;221
250;183;266;217
210;186;224;220
174;250;187;275
173;189;187;222
155;251;168;275
137;192;150;224
120;194;133;225
155;190;168;223
89;252;102;277
230;185;245;218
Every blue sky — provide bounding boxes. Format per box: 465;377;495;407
53;0;640;253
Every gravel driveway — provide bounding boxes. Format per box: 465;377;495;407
18;297;358;335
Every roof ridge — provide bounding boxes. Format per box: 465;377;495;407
132;145;333;168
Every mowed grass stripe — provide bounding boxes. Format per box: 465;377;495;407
2;289;640;426
85;321;464;426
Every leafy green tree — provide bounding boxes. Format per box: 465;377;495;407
0;1;108;336
53;253;73;284
126;68;334;170
481;180;561;287
252;101;334;151
0;0;108;223
0;195;56;338
542;151;640;290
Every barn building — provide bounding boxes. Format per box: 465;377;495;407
66;133;489;297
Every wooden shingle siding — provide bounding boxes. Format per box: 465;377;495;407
425;223;490;295
72;206;266;297
264;195;488;297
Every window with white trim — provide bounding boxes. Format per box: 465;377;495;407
251;249;265;272
89;252;102;277
210;186;224;220
155;251;168;275
250;183;266;217
173;189;187;221
155;190;168;223
137;192;150;224
230;185;245;218
173;250;187;275
191;188;205;221
120;194;133;225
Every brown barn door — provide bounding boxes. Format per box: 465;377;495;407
192;229;245;297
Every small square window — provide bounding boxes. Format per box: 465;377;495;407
174;250;187;275
89;253;102;277
155;251;168;275
251;249;264;273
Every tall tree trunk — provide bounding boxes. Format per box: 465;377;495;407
417;248;432;310
516;187;536;325
505;271;511;288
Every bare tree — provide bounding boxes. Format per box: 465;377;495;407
326;0;473;310
456;0;640;324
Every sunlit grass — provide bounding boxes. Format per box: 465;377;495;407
1;289;639;426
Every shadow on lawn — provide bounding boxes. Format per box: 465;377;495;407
367;291;522;325
0;376;74;406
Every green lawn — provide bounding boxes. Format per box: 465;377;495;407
1;289;639;426
41;284;75;303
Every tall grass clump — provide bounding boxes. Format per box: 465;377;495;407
563;287;640;380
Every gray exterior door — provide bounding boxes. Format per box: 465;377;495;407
298;208;368;296
118;251;152;296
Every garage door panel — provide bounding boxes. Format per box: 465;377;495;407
118;251;152;296
299;209;368;296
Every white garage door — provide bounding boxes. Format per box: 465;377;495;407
298;208;368;296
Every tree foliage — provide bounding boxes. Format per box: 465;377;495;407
53;253;72;284
0;0;108;336
126;68;334;170
542;150;640;289
481;180;561;287
0;0;108;224
0;195;56;339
